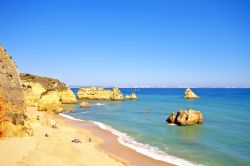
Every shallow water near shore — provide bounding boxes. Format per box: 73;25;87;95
64;88;250;166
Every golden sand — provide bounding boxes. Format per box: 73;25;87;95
0;107;173;166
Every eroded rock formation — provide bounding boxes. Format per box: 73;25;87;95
184;88;199;99
0;45;33;137
38;91;63;114
166;112;175;124
22;82;46;107
77;87;124;100
166;109;203;126
80;101;90;108
21;73;77;113
125;92;137;100
58;89;78;104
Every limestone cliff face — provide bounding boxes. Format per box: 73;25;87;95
184;88;199;99
22;82;46;107
58;89;78;104
38;91;63;114
77;87;124;100
0;45;33;137
20;74;77;113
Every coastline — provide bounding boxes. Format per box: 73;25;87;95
0;107;174;166
60;113;201;166
0;107;125;166
59;113;175;166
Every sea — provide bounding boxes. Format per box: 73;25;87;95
62;88;250;166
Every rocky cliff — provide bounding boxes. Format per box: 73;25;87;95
38;91;63;114
184;88;199;99
21;73;77;113
0;45;33;137
77;87;126;100
166;109;203;126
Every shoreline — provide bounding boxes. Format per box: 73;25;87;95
58;113;174;166
0;107;199;166
59;113;199;166
0;108;125;166
0;107;174;166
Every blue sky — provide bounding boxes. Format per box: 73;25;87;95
1;0;249;87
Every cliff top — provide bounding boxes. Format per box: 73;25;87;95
20;73;68;91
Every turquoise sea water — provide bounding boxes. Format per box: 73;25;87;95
64;88;250;166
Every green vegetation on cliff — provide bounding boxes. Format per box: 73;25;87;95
20;73;68;91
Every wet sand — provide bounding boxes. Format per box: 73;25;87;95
59;115;175;166
0;107;174;166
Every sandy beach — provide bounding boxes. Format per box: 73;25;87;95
0;107;173;166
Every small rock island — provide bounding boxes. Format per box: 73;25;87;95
166;109;203;126
125;92;137;100
184;88;199;99
80;101;90;108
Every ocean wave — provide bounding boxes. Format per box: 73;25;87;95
59;113;202;166
96;103;106;106
168;123;177;126
92;121;202;166
59;113;85;121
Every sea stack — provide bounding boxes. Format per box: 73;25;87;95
184;88;199;99
166;112;175;124
166;109;203;126
125;92;137;100
0;45;33;137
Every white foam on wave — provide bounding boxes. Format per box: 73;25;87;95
59;113;202;166
168;123;177;126
96;103;106;106
92;121;202;166
59;113;85;121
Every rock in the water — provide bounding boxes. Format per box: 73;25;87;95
166;112;175;124
166;109;203;126
125;92;137;100
112;87;124;100
80;102;90;108
0;45;33;137
77;87;124;100
184;88;199;99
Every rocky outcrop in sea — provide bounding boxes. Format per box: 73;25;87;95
77;87;125;100
0;45;33;137
125;92;137;100
184;88;199;99
167;109;203;126
80;101;90;108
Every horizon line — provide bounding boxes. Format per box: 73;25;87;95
69;86;250;89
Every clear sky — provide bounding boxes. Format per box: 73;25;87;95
1;0;249;87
